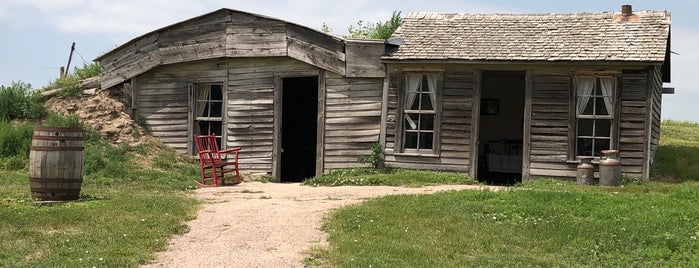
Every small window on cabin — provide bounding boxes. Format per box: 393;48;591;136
402;73;439;154
194;83;224;148
575;77;615;158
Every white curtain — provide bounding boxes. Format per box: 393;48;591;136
599;78;614;116
576;77;596;115
195;85;211;134
404;74;422;130
426;74;437;109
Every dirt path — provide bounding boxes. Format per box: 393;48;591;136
142;182;499;267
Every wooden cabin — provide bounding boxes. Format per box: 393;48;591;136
95;9;386;182
96;5;671;183
382;5;671;182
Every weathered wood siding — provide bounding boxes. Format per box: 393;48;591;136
135;58;321;175
135;59;228;152
528;72;574;178
227;58;318;174
384;66;473;172
98;9;346;89
323;73;383;169
648;65;663;175
619;70;650;178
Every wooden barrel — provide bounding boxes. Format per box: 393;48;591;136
28;126;84;201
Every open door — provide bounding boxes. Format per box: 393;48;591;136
477;71;526;185
280;76;318;182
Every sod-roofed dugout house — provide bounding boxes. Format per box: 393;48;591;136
96;5;671;183
383;5;671;182
95;8;386;182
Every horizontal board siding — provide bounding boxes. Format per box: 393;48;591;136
649;65;663;172
323;73;383;169
619;70;649;178
384;66;473;173
528;73;572;178
227;58;318;175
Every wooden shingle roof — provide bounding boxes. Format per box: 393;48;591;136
385;9;670;63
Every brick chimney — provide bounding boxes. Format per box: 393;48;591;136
614;4;639;22
621;5;633;16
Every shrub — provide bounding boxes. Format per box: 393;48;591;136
357;142;385;170
0;81;46;121
43;62;100;98
0;121;35;170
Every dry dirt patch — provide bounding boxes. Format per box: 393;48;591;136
143;182;500;267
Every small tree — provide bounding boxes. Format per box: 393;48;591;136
346;11;402;39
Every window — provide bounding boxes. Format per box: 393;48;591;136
575;76;615;158
402;73;439;154
193;83;224;148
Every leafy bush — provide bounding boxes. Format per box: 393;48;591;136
0;121;35;170
43;112;82;128
0;81;46;121
346;11;402;39
357;142;385;170
43;62;100;98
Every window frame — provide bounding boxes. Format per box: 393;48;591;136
570;75;619;160
189;82;227;154
397;72;443;156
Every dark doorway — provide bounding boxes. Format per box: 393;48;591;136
280;76;318;182
477;71;525;185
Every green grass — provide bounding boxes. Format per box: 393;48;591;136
651;120;699;182
311;120;699;267
0;139;200;267
317;180;699;267
303;168;478;187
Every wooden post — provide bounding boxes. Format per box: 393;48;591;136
64;42;76;77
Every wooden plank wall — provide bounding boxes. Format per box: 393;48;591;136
323;73;383;169
136;59;228;152
99;9;347;89
619;70;649;177
648;65;663;171
136;57;321;175
384;66;473;172
528;72;575;178
226;58;318;175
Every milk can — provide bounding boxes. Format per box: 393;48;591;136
576;157;595;185
599;150;621;186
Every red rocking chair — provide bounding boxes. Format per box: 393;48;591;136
193;134;241;187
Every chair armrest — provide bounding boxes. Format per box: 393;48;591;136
219;147;241;154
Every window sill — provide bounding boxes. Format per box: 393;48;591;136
394;152;440;158
566;159;601;165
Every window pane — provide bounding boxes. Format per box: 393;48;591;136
420;133;433;150
405;132;418;149
596;119;611;137
210;85;223;101
404;114;418;130
594;138;611;156
577;96;594;115
595;97;609;115
578;119;594;137
421;75;429;92
420;114;434;130
577;138;593;157
420;93;433;110
409;95;420;110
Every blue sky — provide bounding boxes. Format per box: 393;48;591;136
0;0;696;121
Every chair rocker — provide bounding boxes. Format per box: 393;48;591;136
193;134;241;187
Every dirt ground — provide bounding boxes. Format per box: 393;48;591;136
141;182;499;267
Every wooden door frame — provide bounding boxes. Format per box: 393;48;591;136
272;70;325;181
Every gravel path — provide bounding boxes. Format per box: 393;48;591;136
142;182;499;267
